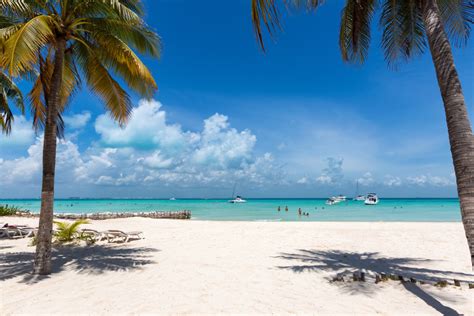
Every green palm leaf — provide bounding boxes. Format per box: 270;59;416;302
340;0;376;64
1;15;54;76
0;71;23;134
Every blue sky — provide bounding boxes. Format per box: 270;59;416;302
1;0;473;198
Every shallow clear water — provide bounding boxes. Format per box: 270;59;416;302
0;198;460;222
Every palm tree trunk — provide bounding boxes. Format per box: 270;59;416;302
33;38;66;275
422;0;474;268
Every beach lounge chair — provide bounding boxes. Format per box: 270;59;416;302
79;229;106;242
103;230;144;243
0;225;35;238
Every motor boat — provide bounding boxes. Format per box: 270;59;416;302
169;197;176;201
364;193;379;205
353;195;366;201
325;197;339;205
334;195;346;202
229;196;247;203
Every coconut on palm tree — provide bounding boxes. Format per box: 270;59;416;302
251;0;474;267
0;0;160;275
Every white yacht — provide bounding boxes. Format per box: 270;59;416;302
334;195;347;202
169;197;176;201
364;193;379;205
229;196;247;203
326;197;340;205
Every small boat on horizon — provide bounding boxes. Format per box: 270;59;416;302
353;180;365;201
326;197;340;205
169;197;176;201
229;196;247;203
365;193;379;205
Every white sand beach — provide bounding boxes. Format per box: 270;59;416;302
1;217;473;315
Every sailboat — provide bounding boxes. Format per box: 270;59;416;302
228;182;247;203
353;180;365;201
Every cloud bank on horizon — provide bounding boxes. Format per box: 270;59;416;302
0;99;457;198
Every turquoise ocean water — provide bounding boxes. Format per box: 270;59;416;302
0;198;460;222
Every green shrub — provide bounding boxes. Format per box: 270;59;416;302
53;219;90;243
0;204;22;216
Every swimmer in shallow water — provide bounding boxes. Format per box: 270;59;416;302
285;206;288;212
298;208;302;216
278;206;281;212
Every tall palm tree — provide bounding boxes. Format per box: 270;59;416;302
0;71;24;134
251;0;474;267
0;0;160;274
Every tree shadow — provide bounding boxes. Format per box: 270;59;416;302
402;283;461;316
275;249;473;283
0;245;159;284
275;249;471;314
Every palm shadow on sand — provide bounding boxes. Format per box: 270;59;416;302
275;249;472;315
0;245;159;284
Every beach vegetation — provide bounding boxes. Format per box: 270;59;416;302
0;0;160;274
53;219;90;244
251;0;474;268
0;204;23;216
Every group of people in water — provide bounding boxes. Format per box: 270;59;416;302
277;206;311;217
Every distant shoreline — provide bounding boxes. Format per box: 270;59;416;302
0;197;460;200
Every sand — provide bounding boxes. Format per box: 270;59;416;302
1;216;473;315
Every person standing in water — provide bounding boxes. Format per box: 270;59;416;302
277;206;281;212
285;206;288;212
298;208;302;216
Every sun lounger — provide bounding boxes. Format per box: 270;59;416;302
79;229;106;242
0;225;35;238
103;230;144;243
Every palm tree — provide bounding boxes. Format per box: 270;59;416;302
0;0;160;274
251;0;474;267
0;71;24;134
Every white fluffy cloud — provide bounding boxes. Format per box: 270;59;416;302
95;99;187;151
316;157;344;185
1;100;281;192
406;174;454;187
357;172;375;186
63;111;91;129
0;100;458;197
0;116;35;147
384;175;402;187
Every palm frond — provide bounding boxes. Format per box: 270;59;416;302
339;0;376;64
84;29;156;96
251;0;281;50
74;40;131;125
1;14;54;76
380;0;426;68
438;0;474;46
0;71;24;134
83;18;161;57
